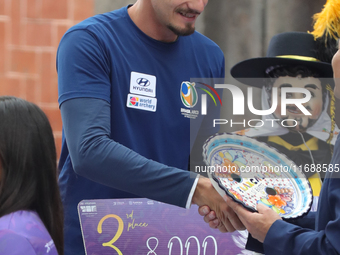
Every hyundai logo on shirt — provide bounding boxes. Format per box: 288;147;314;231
136;78;150;87
130;71;156;97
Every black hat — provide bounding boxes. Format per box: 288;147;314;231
230;32;333;87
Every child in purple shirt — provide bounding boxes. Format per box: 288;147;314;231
0;97;64;255
0;211;57;255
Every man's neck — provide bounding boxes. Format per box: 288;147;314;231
127;2;178;43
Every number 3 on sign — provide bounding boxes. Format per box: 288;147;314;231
97;214;124;254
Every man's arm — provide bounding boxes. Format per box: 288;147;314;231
61;98;197;208
61;98;244;232
226;184;340;255
244;211;317;253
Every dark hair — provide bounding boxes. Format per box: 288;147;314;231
265;65;320;79
0;96;64;255
264;65;327;109
315;35;339;64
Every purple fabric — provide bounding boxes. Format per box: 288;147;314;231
0;210;58;255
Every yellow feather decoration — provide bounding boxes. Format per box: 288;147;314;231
311;0;340;40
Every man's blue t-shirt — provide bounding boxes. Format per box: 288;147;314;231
57;5;224;254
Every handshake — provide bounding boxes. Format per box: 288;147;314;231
193;177;281;243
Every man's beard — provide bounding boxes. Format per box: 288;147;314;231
167;23;195;36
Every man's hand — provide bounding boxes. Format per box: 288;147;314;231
198;205;220;229
192;177;245;232
226;196;282;243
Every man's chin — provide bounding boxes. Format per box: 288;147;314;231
167;24;195;36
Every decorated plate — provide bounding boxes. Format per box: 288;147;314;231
202;133;313;219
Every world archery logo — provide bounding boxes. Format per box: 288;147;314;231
129;96;139;106
180;81;222;108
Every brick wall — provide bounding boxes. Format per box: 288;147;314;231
0;0;94;158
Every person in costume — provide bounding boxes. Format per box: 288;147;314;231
201;31;337;255
228;30;338;255
203;1;340;254
231;31;338;201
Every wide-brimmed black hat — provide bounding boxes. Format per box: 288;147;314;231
230;32;333;87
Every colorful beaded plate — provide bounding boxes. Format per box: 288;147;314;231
203;133;313;219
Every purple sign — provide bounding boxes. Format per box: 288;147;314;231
78;198;249;255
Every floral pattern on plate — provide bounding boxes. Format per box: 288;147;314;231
203;133;313;219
